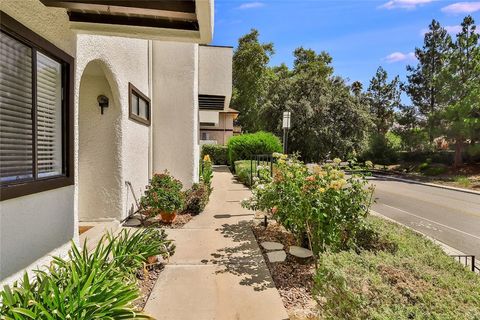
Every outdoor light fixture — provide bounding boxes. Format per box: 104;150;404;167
97;95;109;114
282;111;292;154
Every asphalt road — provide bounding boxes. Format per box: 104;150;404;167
369;175;480;257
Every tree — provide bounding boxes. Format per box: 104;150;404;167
405;20;451;143
366;67;401;137
231;29;274;132
440;16;480;167
262;48;371;161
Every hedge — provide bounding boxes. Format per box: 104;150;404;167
201;144;228;165
227;131;282;165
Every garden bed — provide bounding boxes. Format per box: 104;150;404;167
252;216;480;320
252;222;318;319
133;264;164;311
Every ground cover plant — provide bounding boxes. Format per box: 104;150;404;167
0;229;174;319
315;216;480;319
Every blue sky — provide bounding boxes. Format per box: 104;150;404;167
212;0;480;89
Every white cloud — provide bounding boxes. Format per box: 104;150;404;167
237;2;265;10
441;2;480;14
384;52;417;63
380;0;435;9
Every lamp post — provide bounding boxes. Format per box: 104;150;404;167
282;111;291;154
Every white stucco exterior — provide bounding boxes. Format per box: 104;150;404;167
198;45;233;109
75;35;151;223
0;0;76;283
0;0;224;284
152;42;200;188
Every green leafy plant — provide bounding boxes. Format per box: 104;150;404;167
227;131;282;166
243;154;374;260
201;155;213;188
454;175;472;188
0;240;150;319
108;228;176;274
201;144;228;165
184;182;210;215
141;171;184;216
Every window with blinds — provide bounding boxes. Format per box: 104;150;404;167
0;30;65;185
128;82;151;126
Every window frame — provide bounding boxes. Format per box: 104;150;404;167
128;82;151;126
0;12;74;201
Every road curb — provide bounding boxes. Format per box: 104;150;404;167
370;210;465;256
371;171;480;196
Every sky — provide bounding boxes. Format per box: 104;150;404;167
212;0;480;89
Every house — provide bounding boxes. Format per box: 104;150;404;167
0;0;231;285
200;107;240;145
197;44;236;145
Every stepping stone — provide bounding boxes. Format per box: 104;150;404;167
289;246;313;258
266;250;286;263
124;218;141;227
261;241;284;251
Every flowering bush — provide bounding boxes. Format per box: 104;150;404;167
242;154;374;258
201;154;213;189
141;171;184;216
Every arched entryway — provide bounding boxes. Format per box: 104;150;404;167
78;61;122;221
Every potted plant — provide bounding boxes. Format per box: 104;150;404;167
141;171;185;223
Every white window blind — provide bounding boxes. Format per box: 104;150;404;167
36;52;62;178
0;31;64;184
0;31;33;183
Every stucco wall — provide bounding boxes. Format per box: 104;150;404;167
78;70;122;221
75;35;151;222
198;45;233;109
0;0;76;283
152;42;200;187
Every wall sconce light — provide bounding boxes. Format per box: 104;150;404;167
97;95;109;114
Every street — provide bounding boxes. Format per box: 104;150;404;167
370;175;480;257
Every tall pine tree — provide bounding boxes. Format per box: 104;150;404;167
367;66;401;137
405;20;451;144
440;16;480;167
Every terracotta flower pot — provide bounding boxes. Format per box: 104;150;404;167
160;211;177;223
147;255;158;265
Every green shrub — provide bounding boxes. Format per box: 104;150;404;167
314;216;480;319
201;144;228;165
227;131;282;165
0;240;151;319
418;163;448;176
1;229;175;319
242;155;374;258
200;155;213;188
108;228;176;274
361;133;398;165
454;175;472;188
234;160;257;186
184;182;210;215
141;171;184;215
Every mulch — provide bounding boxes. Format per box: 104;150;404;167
130;212;194;312
145;212;194;229
252;222;318;319
133;264;164;311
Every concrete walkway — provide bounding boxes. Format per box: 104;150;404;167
144;166;289;320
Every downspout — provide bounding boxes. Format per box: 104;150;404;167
148;40;153;178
